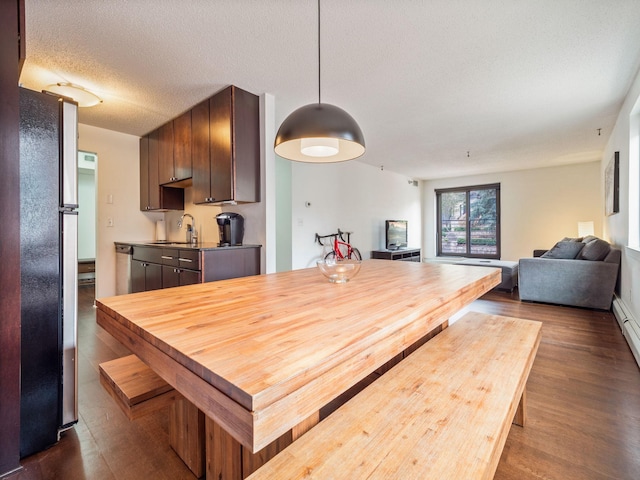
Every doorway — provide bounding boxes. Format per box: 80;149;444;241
78;150;97;288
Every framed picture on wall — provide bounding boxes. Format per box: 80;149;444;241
605;151;619;216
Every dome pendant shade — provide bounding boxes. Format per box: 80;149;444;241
274;103;365;162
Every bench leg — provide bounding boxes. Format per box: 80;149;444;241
169;396;206;478
512;387;527;427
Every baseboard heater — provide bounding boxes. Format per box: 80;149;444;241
613;295;640;368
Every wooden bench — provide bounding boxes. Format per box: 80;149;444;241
99;354;206;477
247;311;542;480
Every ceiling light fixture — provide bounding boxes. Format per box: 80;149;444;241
45;82;103;107
274;0;365;163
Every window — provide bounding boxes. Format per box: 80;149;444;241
436;183;500;258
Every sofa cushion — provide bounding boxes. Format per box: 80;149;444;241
541;241;585;259
577;238;611;261
561;237;583;242
581;235;599;244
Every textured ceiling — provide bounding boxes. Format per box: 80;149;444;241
19;0;640;180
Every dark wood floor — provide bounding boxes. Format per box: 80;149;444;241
5;286;640;479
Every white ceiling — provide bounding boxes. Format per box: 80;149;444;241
19;0;640;180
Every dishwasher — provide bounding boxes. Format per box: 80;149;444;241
115;243;133;295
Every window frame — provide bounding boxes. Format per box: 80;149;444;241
435;183;501;259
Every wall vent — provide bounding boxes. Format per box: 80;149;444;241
612;296;630;330
614;296;640;368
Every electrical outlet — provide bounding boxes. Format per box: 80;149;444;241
107;217;114;227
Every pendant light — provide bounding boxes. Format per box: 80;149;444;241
274;0;365;163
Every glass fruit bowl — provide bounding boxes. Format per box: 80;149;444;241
316;259;362;283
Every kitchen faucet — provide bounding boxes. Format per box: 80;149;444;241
178;213;197;245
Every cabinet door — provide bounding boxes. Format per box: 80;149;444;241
131;260;146;293
232;87;260;203
173;110;192;181
192;99;211;204
162;265;180;289
158;121;174;185
139;136;150;211
209;87;233;202
180;269;201;286
145;263;163;291
147;130;161;210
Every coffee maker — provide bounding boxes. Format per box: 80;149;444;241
216;212;244;247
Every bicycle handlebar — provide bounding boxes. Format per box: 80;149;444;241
315;229;353;245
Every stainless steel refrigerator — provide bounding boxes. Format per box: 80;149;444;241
19;87;78;458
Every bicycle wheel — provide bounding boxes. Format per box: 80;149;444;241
348;248;362;260
324;250;337;260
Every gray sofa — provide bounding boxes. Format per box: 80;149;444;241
518;236;621;310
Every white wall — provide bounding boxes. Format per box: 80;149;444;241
78;124;160;299
602;62;640;322
290;161;422;270
276;156;292;272
422;162;602;262
77;170;96;260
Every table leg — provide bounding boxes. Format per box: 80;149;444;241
512;387;527;427
169;396;206;477
205;412;320;479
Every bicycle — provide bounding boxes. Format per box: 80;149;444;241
315;229;362;261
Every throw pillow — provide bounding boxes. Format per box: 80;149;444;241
577;238;611;261
541;241;585;259
561;237;583;242
581;235;598;244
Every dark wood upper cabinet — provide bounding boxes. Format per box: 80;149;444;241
192;99;211;205
140;131;184;211
173;110;192;182
194;85;260;205
157;112;192;186
139;136;152;210
140;84;258;210
157;121;174;185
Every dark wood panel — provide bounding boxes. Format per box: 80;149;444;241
173;110;192;181
147;130;160;210
157;122;174;185
0;0;22;474
139;136;149;211
18;0;25;73
191;99;210;203
232;86;260;203
210;86;233;202
202;247;260;282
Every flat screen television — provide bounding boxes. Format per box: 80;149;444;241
385;220;408;250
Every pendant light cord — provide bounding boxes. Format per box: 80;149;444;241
318;0;321;105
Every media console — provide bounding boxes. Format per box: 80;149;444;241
371;248;421;262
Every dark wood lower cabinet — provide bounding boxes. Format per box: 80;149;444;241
130;245;260;293
162;266;201;288
131;260;162;293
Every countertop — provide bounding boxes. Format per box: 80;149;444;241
114;241;261;251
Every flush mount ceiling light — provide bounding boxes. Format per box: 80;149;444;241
45;82;103;107
274;0;365;163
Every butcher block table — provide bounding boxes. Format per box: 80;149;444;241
96;259;500;479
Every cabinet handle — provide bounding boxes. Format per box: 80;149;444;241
178;258;192;263
161;255;173;260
